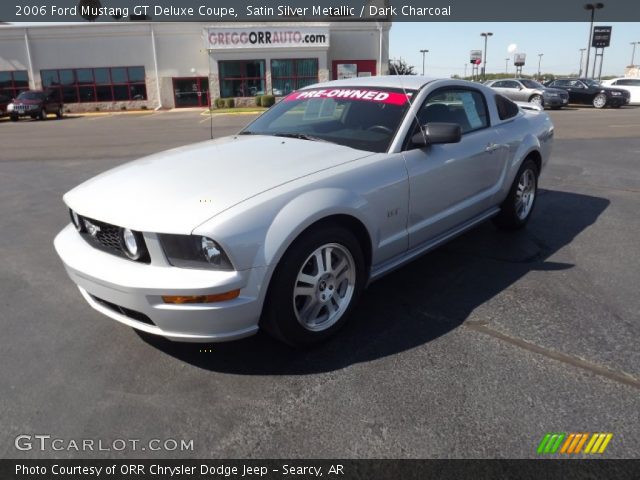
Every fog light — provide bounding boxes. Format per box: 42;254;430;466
162;290;240;304
121;228;140;259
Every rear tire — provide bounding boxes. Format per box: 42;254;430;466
10;115;18;122
261;224;365;347
493;158;539;230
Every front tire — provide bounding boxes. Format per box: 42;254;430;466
529;94;544;108
38;108;46;120
493;158;539;230
593;93;607;109
10;115;18;122
261;225;365;347
56;106;64;119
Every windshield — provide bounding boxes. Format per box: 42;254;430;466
520;80;544;89
241;87;415;153
582;79;601;87
17;92;45;100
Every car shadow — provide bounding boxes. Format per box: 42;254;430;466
136;189;609;375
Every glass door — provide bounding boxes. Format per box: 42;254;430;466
173;77;209;108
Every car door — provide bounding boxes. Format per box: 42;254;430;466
402;87;507;247
504;80;527;101
568;80;591;104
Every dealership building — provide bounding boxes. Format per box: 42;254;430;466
0;22;391;110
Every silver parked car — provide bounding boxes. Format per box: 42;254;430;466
485;78;569;109
54;76;554;347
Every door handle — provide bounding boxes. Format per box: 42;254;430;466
485;143;500;153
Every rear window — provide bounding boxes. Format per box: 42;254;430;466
495;94;520;120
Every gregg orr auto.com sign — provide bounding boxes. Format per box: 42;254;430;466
206;27;330;49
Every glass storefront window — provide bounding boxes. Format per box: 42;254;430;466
271;59;319;96
219;60;266;97
0;70;30;98
40;67;147;103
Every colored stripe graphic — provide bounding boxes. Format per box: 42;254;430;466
538;433;613;454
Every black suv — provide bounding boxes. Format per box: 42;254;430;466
545;78;630;109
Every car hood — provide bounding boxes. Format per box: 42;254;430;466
543;87;567;95
14;99;42;105
64;135;373;234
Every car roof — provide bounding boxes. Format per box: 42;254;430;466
302;75;438;91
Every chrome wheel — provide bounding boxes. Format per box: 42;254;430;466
593;94;606;109
515;168;536;220
293;243;356;332
530;95;543;106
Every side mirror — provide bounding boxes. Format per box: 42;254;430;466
412;122;462;147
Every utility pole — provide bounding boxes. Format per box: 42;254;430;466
578;48;586;76
537;53;544;80
505;57;509;74
420;49;429;76
480;32;493;80
631;42;640;67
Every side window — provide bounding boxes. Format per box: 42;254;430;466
409;88;489;147
492;81;505;88
504;81;519;89
495;94;520;120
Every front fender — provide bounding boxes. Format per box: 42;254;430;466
262;188;373;268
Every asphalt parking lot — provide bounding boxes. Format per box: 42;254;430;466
1;106;639;459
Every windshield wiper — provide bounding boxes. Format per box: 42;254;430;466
273;133;329;143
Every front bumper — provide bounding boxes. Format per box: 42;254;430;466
544;96;568;107
54;224;265;342
11;106;40;117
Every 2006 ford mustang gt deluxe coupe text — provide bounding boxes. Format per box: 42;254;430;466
54;77;554;347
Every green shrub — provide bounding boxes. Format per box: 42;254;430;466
224;98;235;108
261;95;275;108
255;96;262;107
215;98;225;108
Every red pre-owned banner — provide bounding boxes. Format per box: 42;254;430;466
284;89;411;105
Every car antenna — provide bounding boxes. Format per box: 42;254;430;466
389;56;426;144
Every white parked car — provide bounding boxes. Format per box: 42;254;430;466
601;77;640;105
54;77;554;347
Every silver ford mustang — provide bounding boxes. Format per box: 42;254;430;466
54;76;554;347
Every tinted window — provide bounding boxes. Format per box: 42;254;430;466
503;81;521;89
111;68;128;83
17;91;45;100
417;88;489;134
127;67;145;83
616;79;640;86
492;81;506;88
495;94;520;120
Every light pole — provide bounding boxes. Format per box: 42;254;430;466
420;49;429;76
505;57;509;74
464;64;468;78
537;54;544;80
584;3;604;78
578;48;586;76
480;32;493;80
631;42;640;67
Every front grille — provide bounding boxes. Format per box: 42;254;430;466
79;216;150;263
90;295;155;326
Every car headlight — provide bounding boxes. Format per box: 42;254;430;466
158;234;233;270
7;103;14;112
69;209;83;232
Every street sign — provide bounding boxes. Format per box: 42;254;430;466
514;53;526;66
592;26;612;48
470;50;482;64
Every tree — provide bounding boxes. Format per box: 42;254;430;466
388;59;417;76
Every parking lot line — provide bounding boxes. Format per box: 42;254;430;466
463;321;640;390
